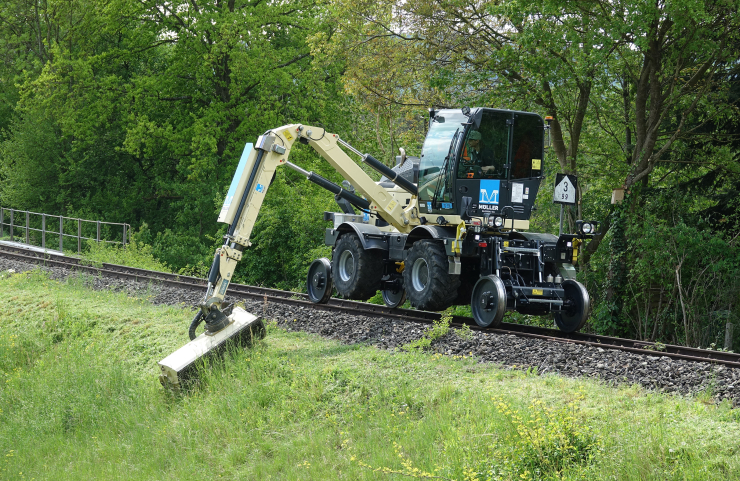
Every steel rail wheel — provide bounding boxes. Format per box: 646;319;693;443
307;258;333;304
554;279;590;332
471;275;507;327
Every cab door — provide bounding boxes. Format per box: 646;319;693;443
453;110;512;217
453;110;545;222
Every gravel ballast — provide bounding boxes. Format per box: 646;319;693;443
3;256;739;405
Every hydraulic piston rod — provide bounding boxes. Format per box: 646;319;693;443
337;138;418;196
283;160;371;210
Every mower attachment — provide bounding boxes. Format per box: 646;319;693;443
158;306;265;391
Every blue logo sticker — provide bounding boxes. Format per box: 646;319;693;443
442;202;452;209
363;212;370;222
426;202;432;211
479;179;500;204
255;183;265;193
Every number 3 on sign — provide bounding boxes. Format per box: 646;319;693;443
553;174;577;205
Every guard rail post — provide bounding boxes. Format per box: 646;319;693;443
59;216;63;252
77;218;82;253
25;211;29;244
42;214;46;250
96;221;101;243
123;224;127;248
0;208;4;238
9;209;13;241
725;322;735;351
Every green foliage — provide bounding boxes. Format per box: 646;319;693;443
586;188;740;346
0;0;353;277
455;322;474;341
74;226;171;272
366;290;385;305
489;392;601;479
403;310;452;351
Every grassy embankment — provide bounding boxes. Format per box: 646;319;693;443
2;268;740;480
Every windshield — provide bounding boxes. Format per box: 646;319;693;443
418;111;468;201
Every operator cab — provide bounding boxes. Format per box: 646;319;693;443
417;108;545;223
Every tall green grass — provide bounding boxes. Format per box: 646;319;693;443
70;237;172;273
2;268;740;480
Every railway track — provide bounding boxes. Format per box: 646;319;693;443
2;243;739;369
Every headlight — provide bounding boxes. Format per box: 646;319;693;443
494;216;504;227
576;220;598;235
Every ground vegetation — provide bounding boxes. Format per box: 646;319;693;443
2;270;740;479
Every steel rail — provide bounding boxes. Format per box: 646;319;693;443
2;244;739;368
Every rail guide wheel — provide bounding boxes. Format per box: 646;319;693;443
471;275;507;328
307;257;333;304
381;275;407;308
554;279;590;333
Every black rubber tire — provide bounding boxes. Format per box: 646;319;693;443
332;233;383;300
403;240;460;311
554;279;590;333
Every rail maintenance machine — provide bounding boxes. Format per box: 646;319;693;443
158;107;598;389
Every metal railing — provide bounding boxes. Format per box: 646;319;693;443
0;207;130;253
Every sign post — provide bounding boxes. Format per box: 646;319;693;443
553;174;578;236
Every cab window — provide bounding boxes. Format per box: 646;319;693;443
510;114;544;179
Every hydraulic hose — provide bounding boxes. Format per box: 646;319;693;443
188;310;204;340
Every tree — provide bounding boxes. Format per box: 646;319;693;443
329;0;633;233
0;0;353;281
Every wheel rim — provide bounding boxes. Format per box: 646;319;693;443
411;257;429;292
338;250;355;282
554;280;590;332
471;275;506;327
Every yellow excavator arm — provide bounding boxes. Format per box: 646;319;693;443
196;124;419;335
159;124;420;389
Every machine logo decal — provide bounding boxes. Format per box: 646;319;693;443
426;202;432;211
442;202;452;209
255;183;265;193
479;180;500;204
